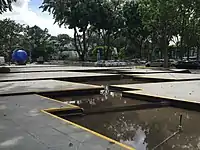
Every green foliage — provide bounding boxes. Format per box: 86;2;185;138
40;0;127;60
23;25;51;61
0;0;16;14
0;19;72;63
1;0;200;64
137;0;200;63
0;19;23;61
118;47;125;60
40;0;99;60
91;45;115;60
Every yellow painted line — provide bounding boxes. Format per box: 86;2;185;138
36;92;135;149
41;110;135;150
135;66;147;69
37;94;79;108
43;107;81;113
135;66;156;69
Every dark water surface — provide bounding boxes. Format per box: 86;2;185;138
50;71;200;150
55;93;149;110
81;78;145;86
64;107;200;150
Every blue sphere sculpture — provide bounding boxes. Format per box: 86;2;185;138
12;50;28;64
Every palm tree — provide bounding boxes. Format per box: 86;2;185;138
0;0;16;14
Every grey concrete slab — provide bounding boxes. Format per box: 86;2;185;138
9;66;130;73
6;64;61;68
0;79;102;96
0;71;119;82
0;94;129;150
125;73;200;81
0;124;48;150
116;81;200;104
112;68;190;74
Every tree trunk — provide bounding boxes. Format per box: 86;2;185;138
163;31;169;68
73;28;83;61
102;30;106;60
79;54;85;61
73;28;79;53
82;29;87;60
139;38;144;59
180;35;184;60
187;47;190;60
197;45;200;61
163;44;169;68
106;33;111;60
180;11;186;60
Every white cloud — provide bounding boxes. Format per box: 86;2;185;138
0;0;74;37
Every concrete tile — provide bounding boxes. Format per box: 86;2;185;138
68;131;96;142
0;80;101;96
0;71;117;82
121;80;200;104
126;73;200;81
49;123;84;134
76;142;107;150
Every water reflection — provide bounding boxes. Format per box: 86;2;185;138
66;107;200;150
56;85;147;110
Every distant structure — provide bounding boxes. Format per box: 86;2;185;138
12;49;28;65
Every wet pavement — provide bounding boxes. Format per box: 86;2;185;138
0;80;102;96
64;107;200;150
0;71;119;82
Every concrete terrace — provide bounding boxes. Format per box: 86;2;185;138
0;80;103;96
125;73;200;81
1;65;200;150
0;71;120;82
112;68;190;74
111;81;200;109
8;66;131;73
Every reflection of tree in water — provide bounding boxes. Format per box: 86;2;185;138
67;95;113;109
104;112;148;150
63;94;200;150
104;111;179;150
70;109;178;150
60;91;124;110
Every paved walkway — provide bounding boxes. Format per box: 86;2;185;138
0;80;102;96
0;94;131;150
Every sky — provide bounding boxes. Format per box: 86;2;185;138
0;0;74;37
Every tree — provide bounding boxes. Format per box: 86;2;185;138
40;0;97;61
40;0;126;60
0;19;23;63
25;25;52;61
57;34;71;51
0;17;74;63
138;0;180;67
123;0;149;59
0;0;16;14
90;0;126;59
175;0;200;60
